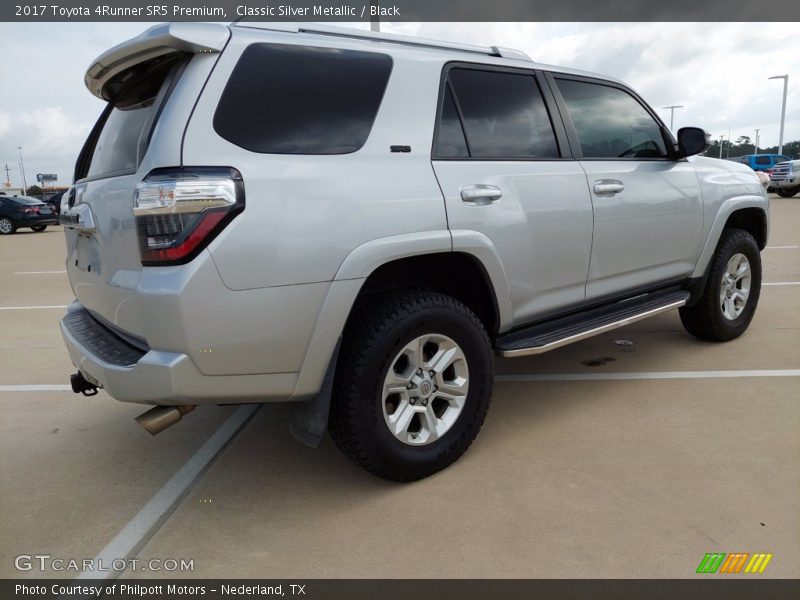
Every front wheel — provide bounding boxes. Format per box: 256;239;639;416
329;291;493;481
776;187;798;198
680;228;762;342
30;225;47;232
0;217;16;235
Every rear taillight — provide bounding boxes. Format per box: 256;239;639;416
22;207;40;214
133;167;244;266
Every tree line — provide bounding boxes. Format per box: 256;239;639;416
704;137;800;160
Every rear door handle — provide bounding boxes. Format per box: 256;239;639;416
460;184;503;205
593;179;625;195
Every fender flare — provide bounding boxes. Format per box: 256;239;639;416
691;196;768;279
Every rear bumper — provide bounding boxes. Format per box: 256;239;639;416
60;301;297;405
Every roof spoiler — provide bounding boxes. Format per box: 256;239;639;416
84;22;230;101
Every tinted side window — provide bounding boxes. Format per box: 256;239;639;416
447;69;559;159
214;44;392;155
435;85;469;158
556;78;668;159
754;156;771;165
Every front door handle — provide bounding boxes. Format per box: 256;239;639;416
593;179;625;195
460;184;503;205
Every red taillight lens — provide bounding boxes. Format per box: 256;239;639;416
134;168;244;266
23;207;40;214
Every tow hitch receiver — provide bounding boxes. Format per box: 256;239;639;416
70;372;99;396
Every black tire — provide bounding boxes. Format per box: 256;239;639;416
679;228;761;342
30;225;47;232
329;291;493;482
0;217;16;235
776;187;798;198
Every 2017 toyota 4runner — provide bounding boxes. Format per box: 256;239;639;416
60;22;770;481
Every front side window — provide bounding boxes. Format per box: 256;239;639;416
214;43;392;155
556;78;668;159
440;68;559;159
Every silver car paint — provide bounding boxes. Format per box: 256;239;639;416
61;24;768;407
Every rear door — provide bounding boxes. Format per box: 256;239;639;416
63;52;194;337
432;64;594;323
550;74;703;301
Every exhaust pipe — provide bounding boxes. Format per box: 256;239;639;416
135;405;196;435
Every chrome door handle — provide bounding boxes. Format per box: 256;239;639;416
460;184;503;205
593;180;625;195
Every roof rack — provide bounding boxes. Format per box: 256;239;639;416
234;22;533;62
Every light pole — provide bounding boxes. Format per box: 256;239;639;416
768;75;788;156
662;105;684;130
718;135;725;159
753;129;760;155
17;146;27;195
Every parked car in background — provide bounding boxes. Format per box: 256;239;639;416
0;195;59;234
769;159;800;197
43;191;64;215
731;154;791;172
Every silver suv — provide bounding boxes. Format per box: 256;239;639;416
60;22;769;481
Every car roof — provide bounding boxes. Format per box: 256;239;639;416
232;22;626;85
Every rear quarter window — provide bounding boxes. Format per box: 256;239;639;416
213;43;393;155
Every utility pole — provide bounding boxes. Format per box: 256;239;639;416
768;75;788;156
3;163;10;186
718;135;725;159
17;146;27;195
753;129;760;155
662;105;684;130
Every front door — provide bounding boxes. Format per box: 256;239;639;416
551;75;703;300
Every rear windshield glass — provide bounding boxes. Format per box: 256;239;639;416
78;53;184;181
13;196;43;205
214;43;393;154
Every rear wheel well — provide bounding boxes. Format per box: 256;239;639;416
724;208;767;249
349;253;500;337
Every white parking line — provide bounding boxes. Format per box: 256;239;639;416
14;270;67;274
0;305;68;310
763;282;800;286
76;404;259;581
0;384;71;392
765;245;799;249
496;369;800;382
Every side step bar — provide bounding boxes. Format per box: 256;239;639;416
496;290;690;358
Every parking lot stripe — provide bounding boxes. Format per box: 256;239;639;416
0;304;68;310
14;270;67;274
765;245;799;249
763;281;800;286
496;369;800;382
0;384;71;392
75;404;259;581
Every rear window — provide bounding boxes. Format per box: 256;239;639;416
213;43;393;155
77;53;185;181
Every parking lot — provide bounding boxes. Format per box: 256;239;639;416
1;195;798;580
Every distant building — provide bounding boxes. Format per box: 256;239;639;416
0;186;27;196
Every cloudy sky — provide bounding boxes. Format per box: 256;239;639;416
0;21;797;188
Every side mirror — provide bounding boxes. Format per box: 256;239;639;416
677;127;710;157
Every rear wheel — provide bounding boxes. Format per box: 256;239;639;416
680;228;761;342
0;217;16;235
329;291;493;481
776;187;798;198
31;225;47;232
